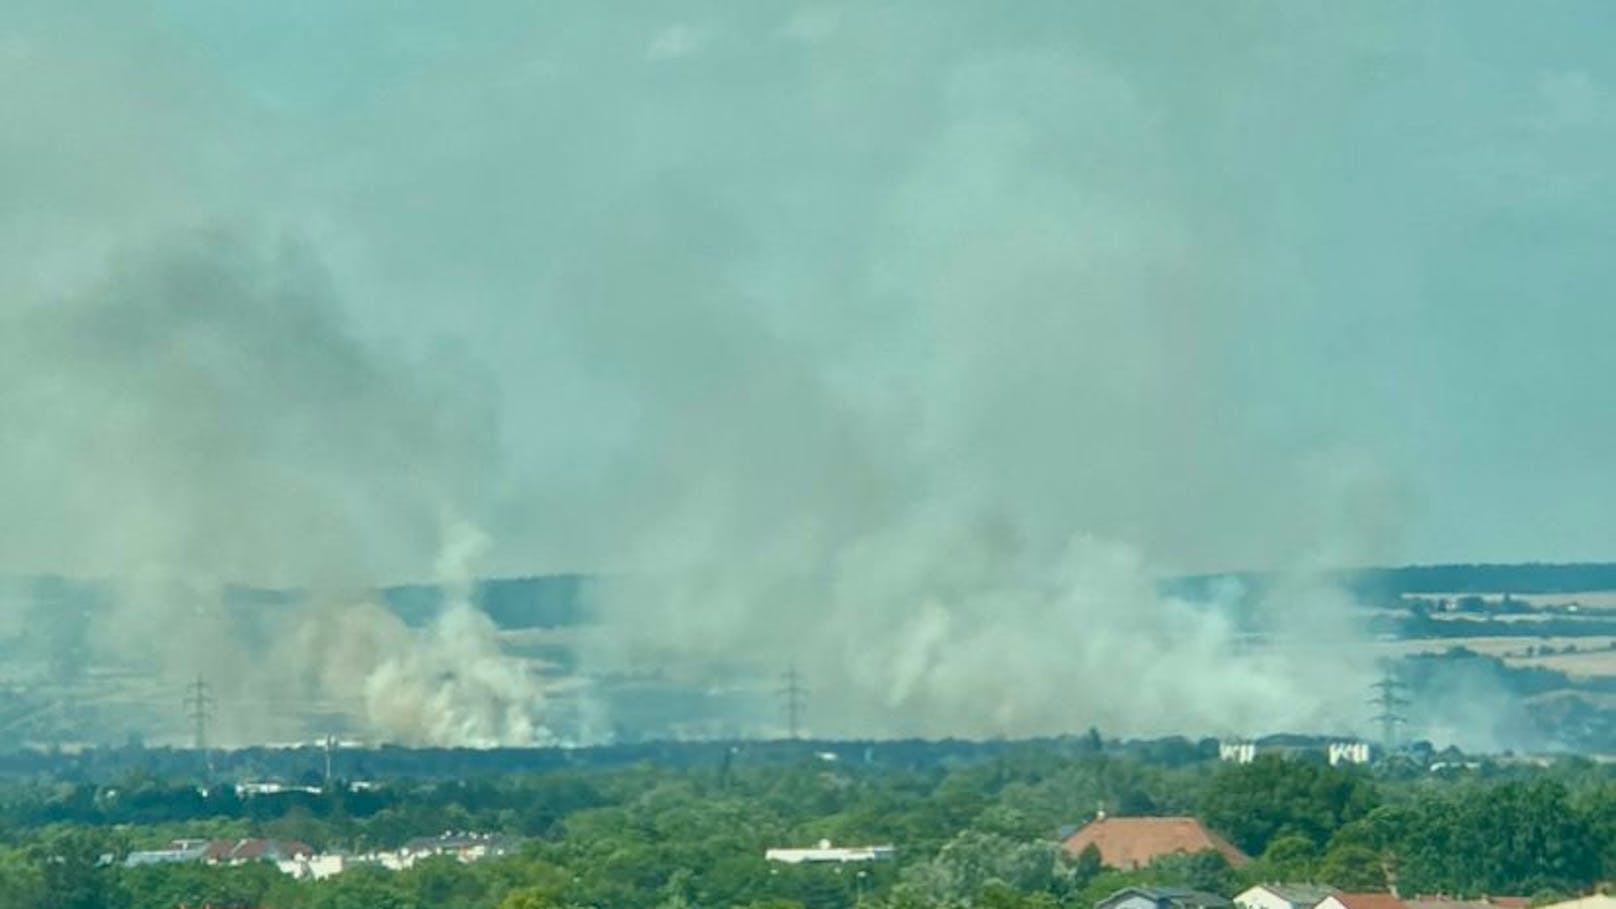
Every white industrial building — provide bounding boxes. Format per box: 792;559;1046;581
765;839;895;864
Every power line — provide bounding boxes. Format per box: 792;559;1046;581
778;664;806;740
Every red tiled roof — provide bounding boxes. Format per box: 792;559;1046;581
1325;893;1407;909
1060;816;1249;870
201;839;314;862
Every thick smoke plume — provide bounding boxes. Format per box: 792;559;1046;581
546;41;1401;738
0;231;542;745
19;1;1599;746
359;523;547;746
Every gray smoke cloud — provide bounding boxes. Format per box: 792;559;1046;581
541;43;1398;738
10;1;1607;746
0;230;543;745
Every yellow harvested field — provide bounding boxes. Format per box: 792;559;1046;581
1401;590;1616;609
1512;591;1616;609
1511;646;1616;677
1370;635;1616;677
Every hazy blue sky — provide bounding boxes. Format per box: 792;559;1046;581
4;1;1615;579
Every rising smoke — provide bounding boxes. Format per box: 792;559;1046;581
551;46;1400;738
0;1;1503;747
0;230;544;745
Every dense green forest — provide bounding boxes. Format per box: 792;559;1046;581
3;745;1615;909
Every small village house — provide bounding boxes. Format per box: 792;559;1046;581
1315;892;1408;909
1096;886;1232;909
1236;884;1339;909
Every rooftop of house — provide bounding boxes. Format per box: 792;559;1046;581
764;840;897;864
1241;884;1340;906
200;839;314;863
1100;886;1233;909
1322;892;1408;909
123;844;208;867
401;832;521;853
1062;814;1250;870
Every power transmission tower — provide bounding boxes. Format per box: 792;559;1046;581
185;675;215;776
1370;674;1409;752
323;734;336;790
778;664;806;740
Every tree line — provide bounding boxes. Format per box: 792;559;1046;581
0;748;1613;909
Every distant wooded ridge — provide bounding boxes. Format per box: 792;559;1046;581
1164;562;1616;604
404;562;1616;629
15;563;1616;634
406;562;1616;629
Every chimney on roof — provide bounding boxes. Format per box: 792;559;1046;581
1095;803;1106;821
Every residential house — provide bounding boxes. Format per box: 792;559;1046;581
1096;886;1232;909
1315;892;1408;909
123;841;208;868
1236;884;1339;909
1062;814;1250;870
130;832;521;881
276;853;350;881
203;839;315;866
398;832;521;865
124;838;312;869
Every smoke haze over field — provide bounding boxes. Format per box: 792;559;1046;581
2;1;1614;744
0;233;541;744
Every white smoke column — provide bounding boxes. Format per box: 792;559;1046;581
587;512;1382;741
550;34;1406;742
362;522;548;746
